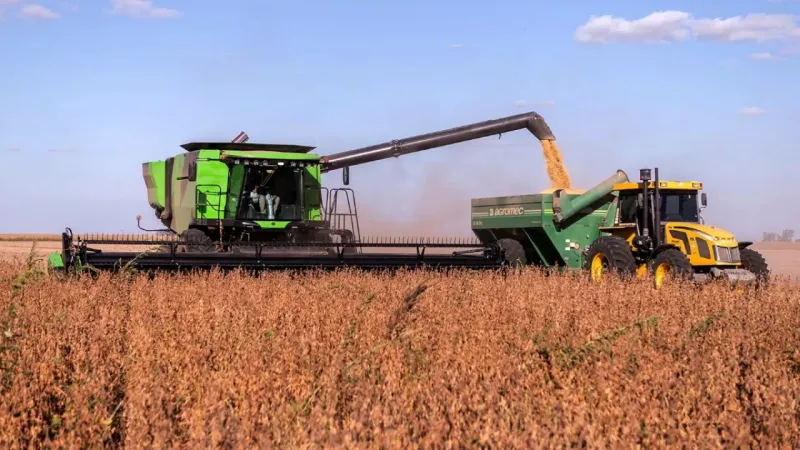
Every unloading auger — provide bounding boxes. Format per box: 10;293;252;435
48;111;564;273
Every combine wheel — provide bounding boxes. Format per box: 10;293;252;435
178;229;214;253
497;238;526;267
583;236;636;282
651;248;693;289
739;247;770;287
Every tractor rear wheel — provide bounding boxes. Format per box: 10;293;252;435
651;248;693;289
498;238;526;267
583;236;636;282
739;247;769;287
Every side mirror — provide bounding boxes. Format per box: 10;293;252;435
701;193;707;207
342;167;350;186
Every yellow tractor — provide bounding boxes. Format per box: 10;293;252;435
584;168;769;288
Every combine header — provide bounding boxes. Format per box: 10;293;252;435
49;111;560;273
53;229;503;272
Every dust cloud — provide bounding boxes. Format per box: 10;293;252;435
540;140;571;189
341;136;575;244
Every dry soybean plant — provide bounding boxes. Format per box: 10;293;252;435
1;261;799;448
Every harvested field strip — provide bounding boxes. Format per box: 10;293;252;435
0;234;61;242
1;260;799;448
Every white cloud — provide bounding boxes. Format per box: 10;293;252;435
575;11;692;43
692;14;800;42
750;52;776;60
108;0;180;18
21;4;59;20
576;11;800;44
740;106;767;116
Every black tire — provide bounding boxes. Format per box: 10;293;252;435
739;247;770;287
650;248;693;288
583;235;636;282
498;238;526;267
178;228;215;253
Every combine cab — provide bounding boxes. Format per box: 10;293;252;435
471;168;770;288
139;140;358;250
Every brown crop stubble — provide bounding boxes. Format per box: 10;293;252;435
1;260;799;448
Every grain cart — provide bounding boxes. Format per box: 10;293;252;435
471;168;769;287
49;111;563;273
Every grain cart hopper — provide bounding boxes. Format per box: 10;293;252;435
49;111;564;273
471;168;769;287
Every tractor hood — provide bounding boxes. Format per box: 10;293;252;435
666;222;739;247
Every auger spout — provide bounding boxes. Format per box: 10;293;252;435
319;111;569;186
552;170;630;224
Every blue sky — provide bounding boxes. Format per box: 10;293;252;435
1;0;799;240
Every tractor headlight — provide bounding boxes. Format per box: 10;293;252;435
714;246;741;263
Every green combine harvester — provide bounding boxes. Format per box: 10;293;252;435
49;111;560;272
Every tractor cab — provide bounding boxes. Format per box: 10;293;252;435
612;175;706;238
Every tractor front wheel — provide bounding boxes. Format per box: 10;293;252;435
651;248;693;289
583;236;636;283
739;247;770;287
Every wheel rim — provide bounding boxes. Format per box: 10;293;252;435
590;253;608;282
654;262;671;288
636;264;648;279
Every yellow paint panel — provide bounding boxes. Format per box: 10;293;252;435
601;226;638;246
663;223;740;267
613;180;703;191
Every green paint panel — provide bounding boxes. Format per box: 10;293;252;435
222;150;320;161
254;220;291;229
304;165;323;221
470;191;617;268
226;164;245;217
142;161;165;211
195;158;229;220
47;252;64;269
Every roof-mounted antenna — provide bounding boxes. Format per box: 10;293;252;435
232;131;249;143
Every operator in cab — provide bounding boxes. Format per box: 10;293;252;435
250;182;280;220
